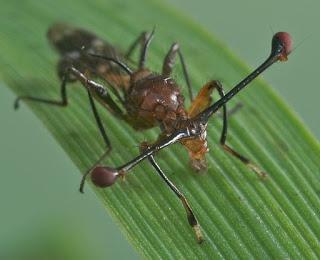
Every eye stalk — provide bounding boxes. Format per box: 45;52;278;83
198;31;292;121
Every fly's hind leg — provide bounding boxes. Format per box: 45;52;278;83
15;65;122;149
212;80;267;179
63;67;126;193
14;74;69;109
14;63;125;191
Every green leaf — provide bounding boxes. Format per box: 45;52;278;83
1;0;319;258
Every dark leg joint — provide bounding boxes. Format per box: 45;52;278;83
222;144;267;179
180;197;204;244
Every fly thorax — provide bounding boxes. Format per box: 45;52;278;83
126;74;186;130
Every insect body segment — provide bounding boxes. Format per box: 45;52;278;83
14;23;292;244
126;74;186;130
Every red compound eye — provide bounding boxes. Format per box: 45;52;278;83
91;166;119;187
273;32;293;61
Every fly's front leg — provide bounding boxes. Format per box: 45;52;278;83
67;67;124;117
54;67;119;169
188;80;243;119
77;89;114;194
162;43;193;102
139;142;204;243
212;80;267;179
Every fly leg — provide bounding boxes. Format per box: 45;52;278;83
212;80;267;179
14;74;69;109
125;31;149;61
63;68;127;193
162;43;193;102
138;29;155;69
139;142;203;243
14;66;126;190
56;67;125;193
15;66;123;144
90;30;153;71
215;102;243;118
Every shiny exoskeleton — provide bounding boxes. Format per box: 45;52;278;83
15;24;292;243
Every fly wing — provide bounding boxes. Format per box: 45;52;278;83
47;23;130;93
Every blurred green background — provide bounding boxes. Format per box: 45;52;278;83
0;0;318;259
